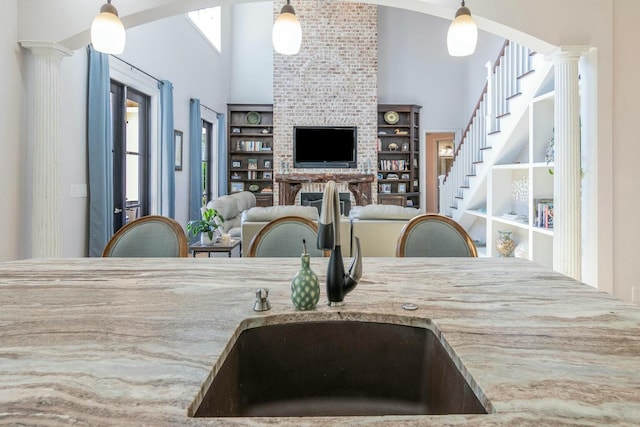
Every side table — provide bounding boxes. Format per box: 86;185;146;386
189;239;241;258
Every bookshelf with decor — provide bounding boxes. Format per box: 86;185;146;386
377;104;421;208
464;91;555;267
227;104;274;207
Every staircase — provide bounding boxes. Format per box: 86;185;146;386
439;41;554;227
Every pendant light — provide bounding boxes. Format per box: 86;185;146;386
272;0;302;55
447;0;478;57
91;0;126;54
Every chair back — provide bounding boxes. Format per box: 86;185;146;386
102;215;188;257
248;216;326;257
396;214;477;257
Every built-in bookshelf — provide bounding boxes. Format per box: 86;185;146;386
227;104;274;207
377;104;421;208
464;91;555;266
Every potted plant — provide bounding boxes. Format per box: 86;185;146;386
187;207;225;245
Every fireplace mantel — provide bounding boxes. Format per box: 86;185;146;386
275;174;374;206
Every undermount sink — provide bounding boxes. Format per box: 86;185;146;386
189;320;491;417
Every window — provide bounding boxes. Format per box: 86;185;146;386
201;119;213;204
188;7;222;52
200;115;219;204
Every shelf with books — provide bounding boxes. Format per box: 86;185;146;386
227;104;274;204
377;104;421;208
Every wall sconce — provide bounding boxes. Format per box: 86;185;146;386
91;0;126;54
447;0;477;57
272;0;302;55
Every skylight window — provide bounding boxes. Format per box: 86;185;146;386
188;7;222;53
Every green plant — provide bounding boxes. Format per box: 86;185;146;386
187;207;225;240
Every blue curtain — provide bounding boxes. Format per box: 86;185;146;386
189;98;202;221
87;45;114;257
217;113;228;196
159;80;175;218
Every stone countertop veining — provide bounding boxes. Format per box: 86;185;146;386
1;257;640;426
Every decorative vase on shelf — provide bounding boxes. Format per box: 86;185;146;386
291;239;320;311
495;230;516;258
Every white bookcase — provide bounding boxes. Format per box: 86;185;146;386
465;91;555;268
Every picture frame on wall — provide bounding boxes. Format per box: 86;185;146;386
248;158;258;170
232;160;242;168
230;182;244;193
263;171;272;180
174;130;183;171
398;183;406;193
264;159;271;169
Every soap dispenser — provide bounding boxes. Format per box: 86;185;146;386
291;239;320;310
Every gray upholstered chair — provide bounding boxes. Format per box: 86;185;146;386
102;215;188;257
396;214;477;257
248;216;327;257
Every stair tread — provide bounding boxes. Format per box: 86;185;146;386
506;92;522;100
487;130;501;135
480;145;493;150
517;69;535;79
496;112;511;119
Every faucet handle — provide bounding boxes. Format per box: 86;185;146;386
253;288;271;312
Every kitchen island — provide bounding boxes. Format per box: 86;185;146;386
1;257;639;426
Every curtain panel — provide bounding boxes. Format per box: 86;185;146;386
159;80;175;218
217;113;227;196
86;45;114;257
189;98;202;222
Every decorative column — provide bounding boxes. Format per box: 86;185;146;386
545;46;589;280
20;41;72;258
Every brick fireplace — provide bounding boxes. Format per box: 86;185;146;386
272;0;378;206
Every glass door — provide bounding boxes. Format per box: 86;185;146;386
110;81;150;232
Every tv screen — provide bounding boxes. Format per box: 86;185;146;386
293;126;357;169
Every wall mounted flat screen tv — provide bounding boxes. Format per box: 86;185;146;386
293;126;357;169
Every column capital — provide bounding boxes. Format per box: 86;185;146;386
20;41;72;59
545;46;591;64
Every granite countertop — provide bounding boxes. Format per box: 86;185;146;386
1;257;640;426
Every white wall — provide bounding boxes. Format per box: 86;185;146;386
121;12;232;228
613;0;640;302
378;7;504;132
60;50;89;257
229;1;273;103
56;12;233;255
0;0;26;261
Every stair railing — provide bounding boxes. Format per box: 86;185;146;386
440;40;534;217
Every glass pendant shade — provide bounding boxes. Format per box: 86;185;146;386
272;2;301;55
91;2;126;55
447;6;478;57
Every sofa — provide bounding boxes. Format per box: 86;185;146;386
206;191;256;239
349;204;423;257
241;206;351;257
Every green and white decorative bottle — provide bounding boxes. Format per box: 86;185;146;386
291;239;320;310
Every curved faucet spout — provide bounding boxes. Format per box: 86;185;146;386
317;181;362;305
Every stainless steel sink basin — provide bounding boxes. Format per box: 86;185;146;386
189;320;491;417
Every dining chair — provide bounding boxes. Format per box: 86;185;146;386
248;216;327;257
396;213;477;257
102;215;189;257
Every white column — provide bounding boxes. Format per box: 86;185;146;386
545;46;589;280
20;41;72;258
